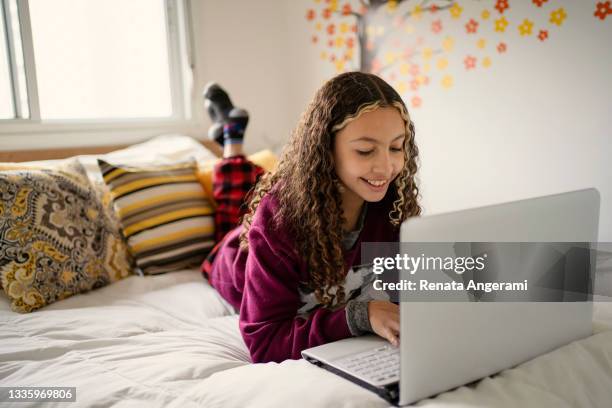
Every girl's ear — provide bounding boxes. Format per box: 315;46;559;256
336;179;346;194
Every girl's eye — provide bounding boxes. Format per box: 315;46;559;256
356;150;374;156
390;147;403;153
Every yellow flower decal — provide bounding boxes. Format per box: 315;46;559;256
481;10;490;20
442;36;455;52
385;52;397;64
422;47;433;60
477;38;486;49
550;8;567;26
441;75;454;89
315;22;322;31
340;23;348;34
400;63;411;75
437;57;449;70
404;24;415;34
335;59;345;72
495;17;509;33
411;5;423;20
335;36;344;47
482;57;492;68
450;3;463;19
518;19;534;36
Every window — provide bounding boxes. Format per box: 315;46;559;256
1;0;193;124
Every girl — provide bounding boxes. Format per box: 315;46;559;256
202;71;420;364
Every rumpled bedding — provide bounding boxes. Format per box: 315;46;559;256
1;270;611;407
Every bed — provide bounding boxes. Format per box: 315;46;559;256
1;135;612;407
1;269;612;408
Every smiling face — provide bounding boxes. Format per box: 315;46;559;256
333;106;406;206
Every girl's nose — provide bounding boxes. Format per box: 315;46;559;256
372;150;394;176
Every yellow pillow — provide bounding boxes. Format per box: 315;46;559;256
196;150;278;207
98;159;216;275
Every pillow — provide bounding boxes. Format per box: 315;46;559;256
196;149;278;206
0;160;132;313
79;134;220;184
98;159;215;275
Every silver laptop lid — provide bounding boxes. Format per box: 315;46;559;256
398;188;600;405
401;188;600;242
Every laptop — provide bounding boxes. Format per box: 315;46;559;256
302;188;600;406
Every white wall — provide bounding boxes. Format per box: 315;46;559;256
190;0;294;155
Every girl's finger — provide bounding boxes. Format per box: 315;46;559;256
388;319;400;334
386;329;399;347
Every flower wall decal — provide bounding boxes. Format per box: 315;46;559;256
305;0;609;108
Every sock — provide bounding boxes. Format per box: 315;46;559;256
223;108;249;145
203;82;234;145
207;122;224;145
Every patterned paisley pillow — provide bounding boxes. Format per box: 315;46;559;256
0;160;132;313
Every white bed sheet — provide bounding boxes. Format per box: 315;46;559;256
1;270;611;408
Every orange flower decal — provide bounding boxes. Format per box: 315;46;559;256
594;1;612;20
342;3;352;16
464;55;477;70
465;18;479;34
431;19;443;34
495;0;509;14
538;30;548;41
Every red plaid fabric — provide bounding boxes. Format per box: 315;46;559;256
202;155;264;276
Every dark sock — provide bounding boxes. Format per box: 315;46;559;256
208;122;224;145
203;82;234;145
223;108;249;145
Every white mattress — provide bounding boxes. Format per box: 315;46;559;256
1;270;611;407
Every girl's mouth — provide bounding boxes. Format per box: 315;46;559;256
360;178;388;191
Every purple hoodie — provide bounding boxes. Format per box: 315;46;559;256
206;190;399;363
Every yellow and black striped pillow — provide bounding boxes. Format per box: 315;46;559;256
98;159;215;274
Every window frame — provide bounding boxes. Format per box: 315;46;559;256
0;0;199;143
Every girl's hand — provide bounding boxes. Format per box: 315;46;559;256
368;300;400;347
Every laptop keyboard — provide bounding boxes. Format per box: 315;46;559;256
336;345;400;384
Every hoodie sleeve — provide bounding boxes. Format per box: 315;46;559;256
238;223;353;363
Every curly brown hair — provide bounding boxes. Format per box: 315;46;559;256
239;71;421;308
